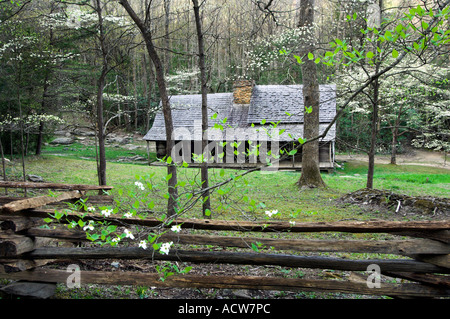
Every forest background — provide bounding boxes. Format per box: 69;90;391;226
0;0;449;205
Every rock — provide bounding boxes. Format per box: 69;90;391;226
50;137;74;145
54;130;68;136
123;144;140;151
107;135;132;145
231;289;252;299
27;174;44;183
73;128;95;136
117;155;146;162
0;282;56;299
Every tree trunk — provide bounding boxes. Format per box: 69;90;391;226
192;0;211;217
297;0;326;189
36;27;53;157
366;0;383;189
0;138;7;195
390;105;403;165
120;0;178;216
96;71;108;187
163;0;171;75
390;126;398;165
366;77;379;189
35;121;44;156
95;0;108;187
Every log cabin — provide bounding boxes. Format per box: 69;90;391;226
143;80;336;171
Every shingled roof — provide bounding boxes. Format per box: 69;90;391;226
143;84;336;142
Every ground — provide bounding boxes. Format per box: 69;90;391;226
336;148;449;170
1;128;448;300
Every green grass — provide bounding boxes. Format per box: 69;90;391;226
15;149;449;224
329;161;450;198
8;148;448;300
41;142;154;162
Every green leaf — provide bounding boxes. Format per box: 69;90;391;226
182;266;192;274
384;30;393;40
314;57;321;64
204;209;211;217
366;51;374;59
308;52;314;60
133;200;140;209
293;55;302;64
392;49;399;58
288;149;298;156
305;106;312;114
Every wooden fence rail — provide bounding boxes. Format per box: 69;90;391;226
0;181;449;299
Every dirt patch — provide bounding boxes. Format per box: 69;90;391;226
339;188;450;218
336;149;449;170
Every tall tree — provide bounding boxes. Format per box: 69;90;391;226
365;0;382;189
120;0;179;216
297;0;326;188
94;0;109;187
192;0;211;217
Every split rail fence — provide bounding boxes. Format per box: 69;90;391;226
0;181;449;299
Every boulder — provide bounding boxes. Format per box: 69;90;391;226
107;135;132;145
27;174;44;183
0;282;56;299
50;137;74;145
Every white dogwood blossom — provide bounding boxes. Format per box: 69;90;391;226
135;181;145;191
124;229;135;240
139;240;148;250
101;209;113;217
159;242;173;255
265;210;279;217
171;225;181;233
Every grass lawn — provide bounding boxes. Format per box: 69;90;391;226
40;142;153;162
10;150;449;223
2;149;449;300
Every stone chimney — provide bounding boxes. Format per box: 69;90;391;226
233;80;255;104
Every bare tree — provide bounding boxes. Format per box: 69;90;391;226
297;0;326;188
120;0;179;216
192;0;211;217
